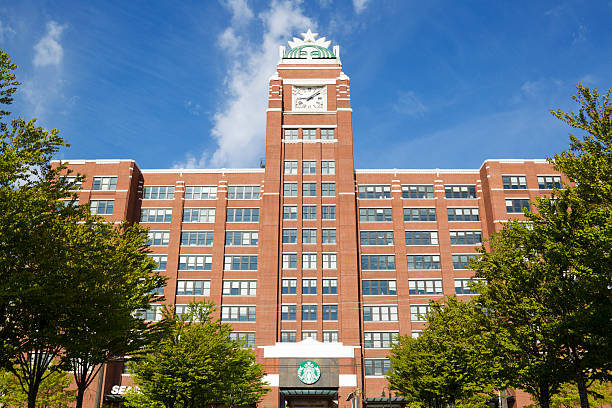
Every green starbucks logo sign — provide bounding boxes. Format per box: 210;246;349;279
297;360;321;384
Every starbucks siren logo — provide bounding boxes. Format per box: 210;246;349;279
297;360;321;384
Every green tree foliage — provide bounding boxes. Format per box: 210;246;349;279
550;382;612;408
125;302;268;408
0;49;166;408
472;86;612;408
388;298;504;408
0;367;75;408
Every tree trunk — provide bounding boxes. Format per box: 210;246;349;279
75;386;85;408
27;383;39;408
570;347;590;408
539;387;551;408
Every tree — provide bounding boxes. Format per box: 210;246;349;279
388;297;506;408
0;49;166;408
125;302;269;408
471;86;612;408
550;382;612;408
0;367;75;408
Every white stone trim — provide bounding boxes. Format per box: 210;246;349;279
141;168;264;174
260;338;357;358
339;374;357;387
356;169;480;174
284;78;338;85
263;374;279;387
281;124;337;128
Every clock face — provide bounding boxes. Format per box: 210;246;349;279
292;86;326;111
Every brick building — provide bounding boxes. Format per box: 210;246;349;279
56;30;564;408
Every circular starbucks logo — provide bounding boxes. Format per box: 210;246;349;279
297;360;321;384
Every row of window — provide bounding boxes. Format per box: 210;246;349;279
161;278;477;297
281;304;338;321
283;182;336;197
147;252;478;271
283;205;336;220
282;229;337;244
284;160;336;175
359;207;479;222
283;128;335;140
502;175;562;190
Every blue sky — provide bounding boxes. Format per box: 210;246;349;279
1;0;611;169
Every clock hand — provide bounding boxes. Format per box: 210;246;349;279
306;90;321;101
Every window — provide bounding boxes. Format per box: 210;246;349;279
228;186;260;200
185;186;217;200
283;183;298;197
409;280;443;295
360;208;393;222
222;306;256;322
322;305;338;320
302;304;317;320
303;183;316;197
302;279;317;294
283;229;297;244
538;175;562;189
404;208;436;222
149;255;167;270
92;176;117;191
283;205;297;220
322;229;336;244
141;208;172;223
223;280;257;296
360;231;394;246
322;253;337;269
281;305;296;320
361;255;395;270
321;129;335;140
322;279;337;294
90;200;114;215
302;254;317;269
410;305;430;322
506;199;530;213
225;231;258;246
177;280;210;296
452;254;478;269
362;280;397;295
405;231;438;245
322;205;336;220
282;253;297;269
138;305;162;322
281;331;296;342
303;129;316;140
179;255;212;270
303;161;316;175
226;208;259;222
181;231;214;246
183;208;215;223
230;332;255;348
149;286;165;296
364;332;398;348
284;161;298;175
224;255;258;270
358;185;391;199
365;359;391;376
502;175;527;189
284;129;298;140
363;306;398;321
282;279;297;294
412;331;423;339
60;176;82;189
321;160;335;174
455;279;481;295
147;231;169;246
144;186;174;200
450;231;482;245
407;255;440;270
448;208;479;221
302;229;317;244
445;185;476;199
323;331;338;342
322;183;335;197
302;205;316;220
302;331;317;340
402;185;434;199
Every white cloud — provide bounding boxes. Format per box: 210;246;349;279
393;90;428;118
572;24;587;45
33;21;67;67
353;0;370;13
184;100;202;116
0;20;16;43
179;1;313;168
224;0;254;25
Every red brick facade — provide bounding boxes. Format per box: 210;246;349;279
54;34;564;408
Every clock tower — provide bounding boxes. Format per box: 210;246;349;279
257;30;362;407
